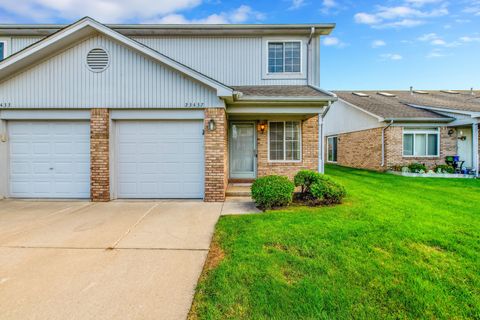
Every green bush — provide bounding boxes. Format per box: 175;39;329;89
434;164;455;174
251;175;295;211
408;163;427;173
310;178;347;205
294;170;322;194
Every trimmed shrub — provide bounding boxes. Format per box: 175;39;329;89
251;175;295;211
310;178;346;205
294;170;322;194
434;164;455;174
408;163;427;173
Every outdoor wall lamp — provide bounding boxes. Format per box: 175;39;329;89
208;119;216;131
258;121;267;134
457;130;466;141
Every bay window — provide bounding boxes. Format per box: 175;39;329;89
403;128;439;157
269;121;301;161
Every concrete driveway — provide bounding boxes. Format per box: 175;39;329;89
0;200;222;320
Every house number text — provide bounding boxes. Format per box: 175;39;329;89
0;102;12;108
185;102;205;108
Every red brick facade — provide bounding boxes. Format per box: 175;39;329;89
329;128;383;171
257;116;319;180
90;108;110;202
329;126;458;172
204;108;228;202
385;126;457;170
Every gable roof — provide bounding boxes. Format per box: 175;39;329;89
0;17;233;97
334;91;452;121
394;90;480;114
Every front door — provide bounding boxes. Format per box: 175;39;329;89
457;127;473;168
230;122;256;179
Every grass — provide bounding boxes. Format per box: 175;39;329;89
190;165;480;319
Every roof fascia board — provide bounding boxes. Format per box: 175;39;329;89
384;117;453;123
0;17;233;97
407;104;480;117
337;98;385;122
236;96;336;102
0;23;336;36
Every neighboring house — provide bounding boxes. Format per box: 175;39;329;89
0;17;337;201
324;90;480;175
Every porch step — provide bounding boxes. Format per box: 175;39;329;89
226;183;252;197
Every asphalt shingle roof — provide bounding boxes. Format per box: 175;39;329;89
233;85;330;97
334;90;480;120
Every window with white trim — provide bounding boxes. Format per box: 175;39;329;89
403;128;439;157
268;41;301;73
269;121;301;161
327;136;338;162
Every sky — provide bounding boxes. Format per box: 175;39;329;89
0;0;479;90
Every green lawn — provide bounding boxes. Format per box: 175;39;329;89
190;165;480;319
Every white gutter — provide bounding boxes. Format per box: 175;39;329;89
381;120;394;168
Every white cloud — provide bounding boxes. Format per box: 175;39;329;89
418;32;439;41
372;40;386;48
0;0;204;23
417;33;460;47
426;49;446;58
463;1;480;16
148;5;264;24
322;36;347;47
320;0;338;14
354;2;448;29
460;36;480;42
431;39;446;45
380;53;403;60
405;0;442;7
289;0;305;10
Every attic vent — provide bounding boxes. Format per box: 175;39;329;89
352;92;369;97
413;90;428;94
377;92;396;97
441;90;459;94
87;48;109;72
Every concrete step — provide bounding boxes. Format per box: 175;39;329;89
225;183;252;197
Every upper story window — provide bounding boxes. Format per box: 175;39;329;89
268;41;301;74
403;128;439;157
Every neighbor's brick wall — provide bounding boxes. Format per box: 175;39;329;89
204;108;228;202
257;116;318;180
90;108;110;202
328;127;383;171
385;126;456;170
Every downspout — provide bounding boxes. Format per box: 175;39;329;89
319;101;332;173
381;120;394;168
307;27;315;85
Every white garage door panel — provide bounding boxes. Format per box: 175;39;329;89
117;121;204;199
9;121;90;198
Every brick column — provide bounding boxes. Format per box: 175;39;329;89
90;108;110;202
204;108;227;202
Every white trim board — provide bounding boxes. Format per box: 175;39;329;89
0;110;90;120
111;109;205;120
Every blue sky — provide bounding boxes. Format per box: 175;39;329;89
0;0;479;90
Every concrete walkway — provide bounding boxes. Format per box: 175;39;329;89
0;200;222;320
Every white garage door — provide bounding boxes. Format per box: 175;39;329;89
116;120;204;199
9;121;90;198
